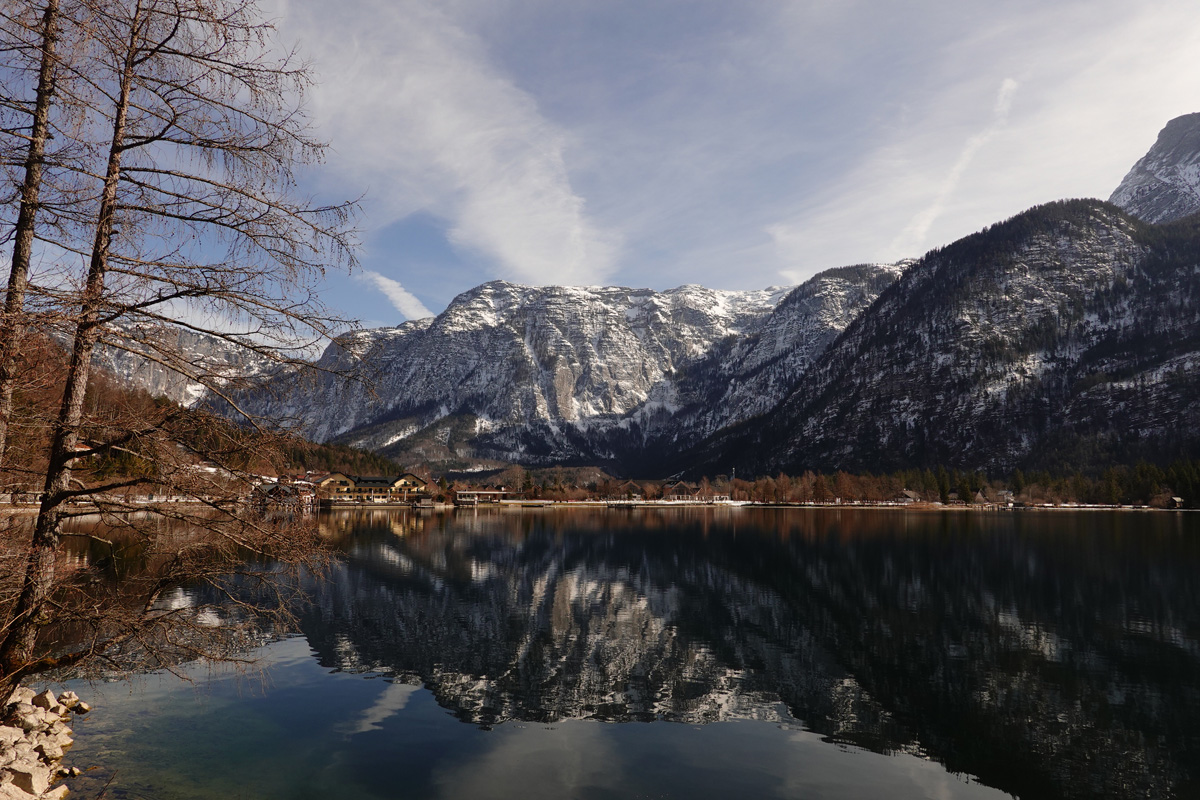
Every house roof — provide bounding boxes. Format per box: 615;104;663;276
317;474;429;489
256;482;300;496
352;475;398;488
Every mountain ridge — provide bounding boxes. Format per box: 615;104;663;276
1110;113;1200;223
96;113;1200;477
690;199;1200;475
230;266;903;472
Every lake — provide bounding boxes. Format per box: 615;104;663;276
55;507;1200;799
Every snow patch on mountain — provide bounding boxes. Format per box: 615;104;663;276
227;271;900;471
1110;113;1200;223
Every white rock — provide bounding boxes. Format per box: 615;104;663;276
8;719;33;738
32;742;61;762
7;762;50;796
14;710;59;735
0;783;32;800
0;689;76;800
7;706;33;723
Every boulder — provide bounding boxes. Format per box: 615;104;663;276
7;762;50;796
28;695;64;720
31;742;62;763
0;687;82;799
8;709;46;735
28;694;54;714
16;709;60;736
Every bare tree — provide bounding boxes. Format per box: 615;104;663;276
0;0;358;701
0;0;63;473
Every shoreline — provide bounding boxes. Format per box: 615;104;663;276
0;688;88;799
0;500;1189;520
323;500;1191;513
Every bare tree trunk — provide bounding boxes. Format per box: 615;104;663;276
0;2;138;698
0;0;356;702
0;0;61;474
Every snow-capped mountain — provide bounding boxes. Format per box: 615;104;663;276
697;199;1200;475
77;321;276;407
234;268;902;471
1110;113;1200;223
653;262;907;451
101;113;1200;476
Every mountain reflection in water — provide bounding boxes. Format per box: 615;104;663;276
303;508;1200;800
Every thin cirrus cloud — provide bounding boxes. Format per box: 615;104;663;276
360;271;434;321
889;78;1020;257
766;0;1200;284
281;0;617;292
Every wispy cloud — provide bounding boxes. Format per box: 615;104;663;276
340;681;420;737
889;79;1019;255
360;271;434;320
275;0;1200;307
283;0;617;286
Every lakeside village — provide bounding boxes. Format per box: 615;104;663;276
4;462;1194;512
248;467;1192;511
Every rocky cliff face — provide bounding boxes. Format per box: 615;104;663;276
87;322;275;407
236;269;901;471
1110;113;1200;223
104;115;1200;475
654;262;906;452
698;200;1200;474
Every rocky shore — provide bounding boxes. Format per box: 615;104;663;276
0;689;88;799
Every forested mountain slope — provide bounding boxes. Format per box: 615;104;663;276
693;200;1200;475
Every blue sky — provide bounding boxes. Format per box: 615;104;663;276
273;0;1200;328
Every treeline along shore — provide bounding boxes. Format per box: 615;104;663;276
374;459;1200;509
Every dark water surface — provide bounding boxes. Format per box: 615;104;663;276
60;508;1200;799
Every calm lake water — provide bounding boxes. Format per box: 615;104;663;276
55;507;1200;799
